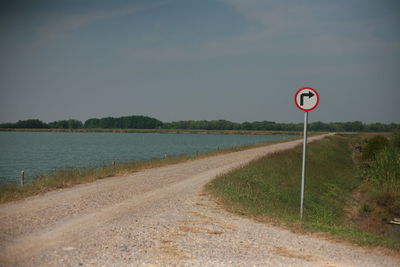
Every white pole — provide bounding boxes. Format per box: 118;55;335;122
300;111;308;220
20;170;25;186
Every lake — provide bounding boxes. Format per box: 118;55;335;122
0;131;296;184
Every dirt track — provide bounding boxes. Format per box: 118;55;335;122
1;133;399;266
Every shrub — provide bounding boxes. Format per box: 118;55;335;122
375;191;395;207
368;146;400;191
362;203;373;213
392;129;400;148
362;135;389;160
390;199;400;216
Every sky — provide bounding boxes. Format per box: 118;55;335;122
1;0;399;124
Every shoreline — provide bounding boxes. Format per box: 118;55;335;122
0;128;302;135
0;134;304;204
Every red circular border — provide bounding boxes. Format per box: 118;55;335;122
294;87;320;112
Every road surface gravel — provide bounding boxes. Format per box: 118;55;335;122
1;133;399;266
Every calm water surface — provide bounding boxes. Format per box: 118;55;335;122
0;132;295;184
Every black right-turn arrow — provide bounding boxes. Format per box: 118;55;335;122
300;91;315;106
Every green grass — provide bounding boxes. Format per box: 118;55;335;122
367;145;400;192
0;136;302;204
352;133;400;239
206;135;400;250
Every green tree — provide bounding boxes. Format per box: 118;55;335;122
14;119;48;128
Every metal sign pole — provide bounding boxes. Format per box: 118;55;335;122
295;87;318;220
300;111;308;220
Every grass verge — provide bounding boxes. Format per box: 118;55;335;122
0;136;301;204
205;135;400;250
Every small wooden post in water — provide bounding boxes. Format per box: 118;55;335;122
112;161;115;167
20;171;25;186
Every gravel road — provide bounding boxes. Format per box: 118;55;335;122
0;134;399;266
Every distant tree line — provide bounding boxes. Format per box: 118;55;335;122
0;115;162;130
83;115;162;129
162;120;399;132
48;119;83;129
0;119;49;129
0;116;398;132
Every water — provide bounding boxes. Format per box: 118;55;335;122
0;131;295;184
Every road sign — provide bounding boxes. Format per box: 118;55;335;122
294;86;319;220
294;87;319;112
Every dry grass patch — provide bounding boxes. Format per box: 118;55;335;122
185;210;209;219
178;225;223;235
272;246;317;262
185;210;237;230
158;245;189;259
195;202;209;207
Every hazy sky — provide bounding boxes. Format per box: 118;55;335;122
1;0;399;124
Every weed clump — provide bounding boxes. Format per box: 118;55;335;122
391;129;400;148
354;131;400;239
362;135;389;160
368;146;400;191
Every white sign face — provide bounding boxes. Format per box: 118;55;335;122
294;87;319;112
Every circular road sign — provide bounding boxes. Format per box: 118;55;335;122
294;87;319;112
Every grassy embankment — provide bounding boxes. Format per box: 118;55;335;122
0;134;303;204
206;134;400;250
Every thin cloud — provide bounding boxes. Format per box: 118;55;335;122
125;1;334;62
36;7;138;43
126;0;399;62
34;1;166;44
127;30;268;62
